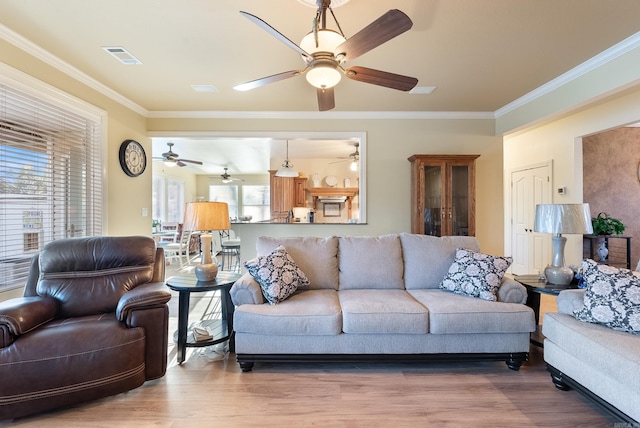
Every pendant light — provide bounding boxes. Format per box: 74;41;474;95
275;140;299;177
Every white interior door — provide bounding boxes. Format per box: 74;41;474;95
510;163;552;275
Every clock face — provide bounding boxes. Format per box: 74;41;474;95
119;140;147;177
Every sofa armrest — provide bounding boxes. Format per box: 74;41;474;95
116;281;172;322
556;289;586;315
230;272;264;305
0;296;58;338
497;277;528;304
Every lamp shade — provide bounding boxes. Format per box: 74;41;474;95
183;202;230;232
534;203;593;235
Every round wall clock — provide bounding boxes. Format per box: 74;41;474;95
119;139;147;177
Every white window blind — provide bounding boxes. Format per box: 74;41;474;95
0;83;102;292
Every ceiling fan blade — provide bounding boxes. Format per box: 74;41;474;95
317;87;335;111
177;159;203;165
239;11;310;58
176;160;187;167
345;66;418;91
234;70;303;91
334;9;413;62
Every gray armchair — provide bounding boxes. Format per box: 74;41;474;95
0;236;171;421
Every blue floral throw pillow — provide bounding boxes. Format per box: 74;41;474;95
574;259;640;335
439;248;512;301
245;245;310;305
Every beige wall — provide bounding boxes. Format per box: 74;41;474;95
148;117;505;262
504;86;640;268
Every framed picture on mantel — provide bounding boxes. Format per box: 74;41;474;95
323;203;341;217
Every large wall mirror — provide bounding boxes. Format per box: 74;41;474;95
150;132;366;224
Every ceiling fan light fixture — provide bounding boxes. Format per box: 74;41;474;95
306;65;342;89
350;159;358;171
164;158;177;167
300;29;346;55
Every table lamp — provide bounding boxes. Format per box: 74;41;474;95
183;201;230;281
534;203;593;285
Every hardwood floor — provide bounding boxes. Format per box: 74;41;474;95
2;262;619;427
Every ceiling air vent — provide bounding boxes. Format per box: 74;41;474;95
102;46;142;65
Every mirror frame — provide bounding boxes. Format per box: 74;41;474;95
148;131;367;223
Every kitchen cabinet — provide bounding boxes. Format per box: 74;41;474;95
293;177;307;207
269;171;307;221
408;154;479;236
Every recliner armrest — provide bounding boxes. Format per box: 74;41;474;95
116;281;172;322
0;296;58;336
497;277;528;304
230;272;264;305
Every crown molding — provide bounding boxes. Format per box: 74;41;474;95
495;31;640;118
146;110;495;120
0;23;149;117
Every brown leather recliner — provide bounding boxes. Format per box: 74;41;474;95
0;236;172;420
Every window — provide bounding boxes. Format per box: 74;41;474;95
0;76;103;292
152;176;185;223
151;176;166;222
167;179;185;222
242;185;270;222
209;185;238;219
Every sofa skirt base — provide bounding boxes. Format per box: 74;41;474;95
236;352;528;372
546;364;638;425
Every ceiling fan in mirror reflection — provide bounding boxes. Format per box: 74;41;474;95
152;142;203;168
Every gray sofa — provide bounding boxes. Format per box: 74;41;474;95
230;233;536;372
543;289;640;423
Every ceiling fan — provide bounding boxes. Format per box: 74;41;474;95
220;167;245;183
234;0;418;111
330;142;359;170
154;142;203;167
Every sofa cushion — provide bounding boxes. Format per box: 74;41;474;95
338;235;404;290
408;289;535;334
439;248;512;301
256;236;338;290
339;290;428;334
245;245;310;305
573;259;640;334
400;233;480;290
233;290;342;335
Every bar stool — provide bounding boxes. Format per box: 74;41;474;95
219;230;241;272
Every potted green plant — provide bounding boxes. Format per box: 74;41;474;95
591;212;625;236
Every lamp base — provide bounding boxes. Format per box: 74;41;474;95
544;265;574;285
195;263;218;282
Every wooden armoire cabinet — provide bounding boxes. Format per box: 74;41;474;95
408;154;479;236
269;170;307;221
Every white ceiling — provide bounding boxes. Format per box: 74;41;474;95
2;0;640;173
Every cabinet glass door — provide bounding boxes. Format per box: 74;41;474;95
451;165;470;236
423;165;443;236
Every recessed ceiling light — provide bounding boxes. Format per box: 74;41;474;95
409;86;436;95
191;85;219;93
102;46;142;65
